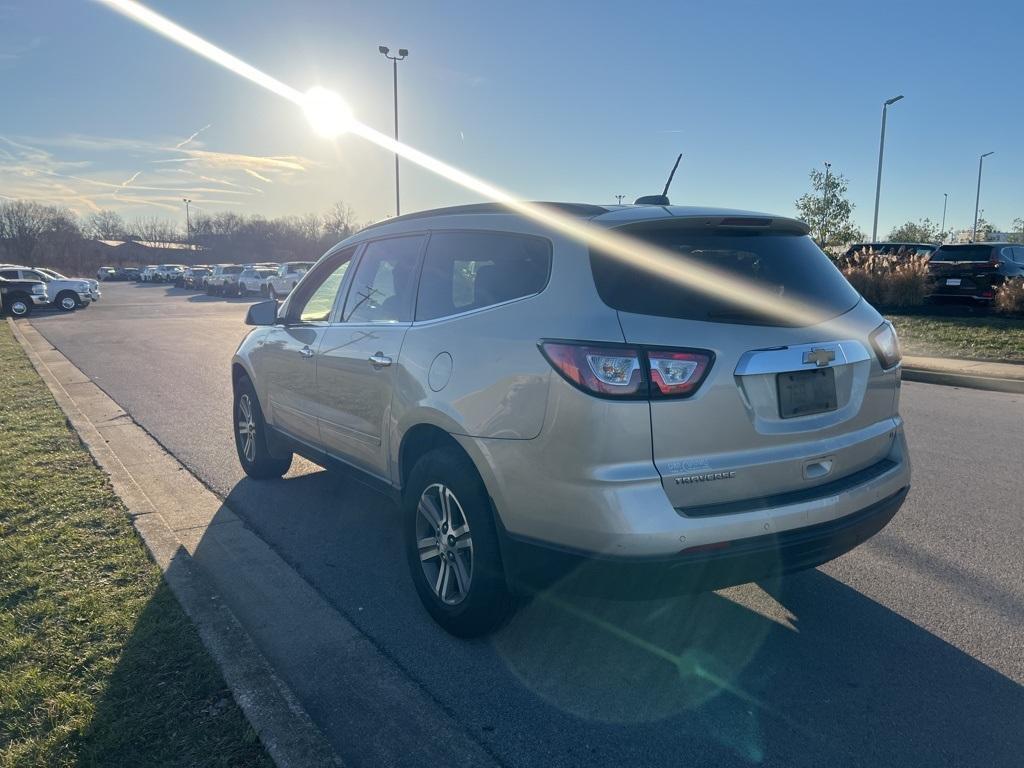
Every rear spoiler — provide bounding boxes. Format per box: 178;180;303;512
616;214;810;236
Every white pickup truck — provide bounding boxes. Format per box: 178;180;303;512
265;261;314;299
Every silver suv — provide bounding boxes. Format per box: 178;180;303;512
231;203;911;636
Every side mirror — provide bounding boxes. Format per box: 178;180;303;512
245;299;279;326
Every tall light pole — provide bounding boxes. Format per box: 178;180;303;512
940;193;948;240
821;161;831;248
871;94;904;241
973;152;994;242
182;198;192;251
615;194;625;205
378;45;408;217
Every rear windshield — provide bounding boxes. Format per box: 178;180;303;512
590;227;861;326
931;245;995;262
223;266;243;274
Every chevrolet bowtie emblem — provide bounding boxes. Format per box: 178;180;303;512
803;347;836;367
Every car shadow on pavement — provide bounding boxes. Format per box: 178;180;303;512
208;472;1024;768
186;292;263;303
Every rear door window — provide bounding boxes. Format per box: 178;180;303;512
415;231;551;321
342;236;426;324
590;226;860;325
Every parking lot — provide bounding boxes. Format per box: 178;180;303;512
27;280;1024;767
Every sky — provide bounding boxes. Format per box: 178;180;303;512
1;0;1021;236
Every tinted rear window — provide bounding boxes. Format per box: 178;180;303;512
932;245;995;262
590;227;860;326
416;231;551;321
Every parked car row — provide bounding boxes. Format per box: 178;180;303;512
152;261;315;298
842;241;1024;304
0;264;100;315
96;266;141;281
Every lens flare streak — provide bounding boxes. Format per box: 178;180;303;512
96;0;859;333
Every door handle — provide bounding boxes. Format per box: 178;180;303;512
300;345;314;358
368;352;392;368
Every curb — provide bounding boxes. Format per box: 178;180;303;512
7;317;345;768
902;366;1024;395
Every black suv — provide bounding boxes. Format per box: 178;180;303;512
928;243;1024;303
0;277;48;317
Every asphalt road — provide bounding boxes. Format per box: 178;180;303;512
29;282;1024;767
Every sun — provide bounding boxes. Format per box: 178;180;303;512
302;86;354;139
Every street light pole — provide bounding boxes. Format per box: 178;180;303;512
940;193;948;240
378;45;408;217
615;195;625;205
821;162;831;248
182;198;192;251
973;152;994;242
871;94;904;242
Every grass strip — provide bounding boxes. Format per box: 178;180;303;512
0;323;272;768
886;313;1024;363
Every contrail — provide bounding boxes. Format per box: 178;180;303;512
174;123;211;149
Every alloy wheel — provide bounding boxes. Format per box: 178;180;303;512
60;296;77;311
416;483;474;605
10;300;29;317
237;393;257;463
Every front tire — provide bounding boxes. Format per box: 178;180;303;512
233;375;292;478
404;447;511;637
56;291;79;312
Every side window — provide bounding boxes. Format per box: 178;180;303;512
289;247;356;324
342;236;425;323
0;270;20;280
415;231;552;322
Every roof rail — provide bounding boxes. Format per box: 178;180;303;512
360;201;610;231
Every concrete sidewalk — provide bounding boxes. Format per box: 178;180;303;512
902;355;1024;394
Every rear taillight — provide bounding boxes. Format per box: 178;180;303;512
647;350;712;398
869;321;902;369
539;343;645;397
539;341;713;399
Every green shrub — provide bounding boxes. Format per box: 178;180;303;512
833;249;933;308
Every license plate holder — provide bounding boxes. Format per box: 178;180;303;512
946;278;962;286
778;368;838;419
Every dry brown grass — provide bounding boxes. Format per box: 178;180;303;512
834;249;933;308
994;278;1024;315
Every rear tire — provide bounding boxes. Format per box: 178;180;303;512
403;447;511;637
233;375;292;479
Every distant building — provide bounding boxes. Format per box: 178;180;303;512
94;239;204;263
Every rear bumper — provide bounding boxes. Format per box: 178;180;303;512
501;486;908;594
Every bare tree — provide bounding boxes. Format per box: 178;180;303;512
0;200;81;264
323;201;357;243
84;209;128;240
129;216;182;245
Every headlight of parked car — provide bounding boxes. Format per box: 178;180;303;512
32;284;46;295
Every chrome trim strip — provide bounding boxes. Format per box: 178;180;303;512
733;339;870;376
